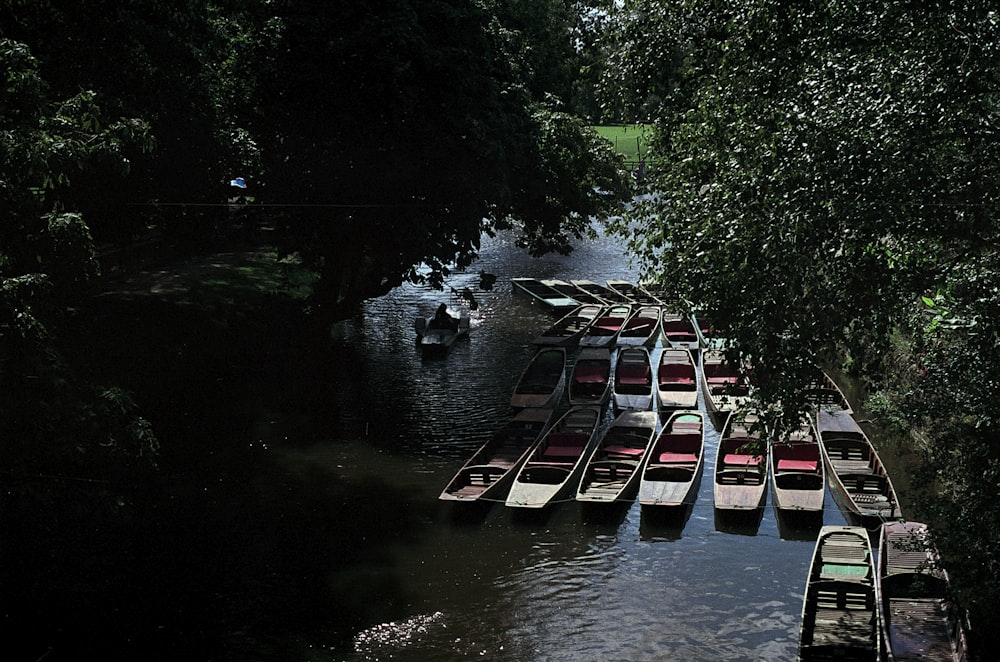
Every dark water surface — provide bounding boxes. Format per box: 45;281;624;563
10;228;870;661
262;228;855;661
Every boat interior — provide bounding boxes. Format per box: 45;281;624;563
801;531;877;659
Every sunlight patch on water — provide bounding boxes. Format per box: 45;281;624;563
352;611;445;658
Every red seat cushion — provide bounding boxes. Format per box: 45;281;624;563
724;453;762;467
658;452;698;464
777;459;818;472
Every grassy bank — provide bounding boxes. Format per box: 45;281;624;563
592;124;651;165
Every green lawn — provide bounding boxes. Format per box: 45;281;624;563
592;124;651;165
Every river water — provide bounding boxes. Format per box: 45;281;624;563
259;227;855;662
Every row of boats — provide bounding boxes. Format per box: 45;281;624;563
440;277;967;661
800;523;968;661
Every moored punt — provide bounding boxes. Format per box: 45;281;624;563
803;370;853;415
769;417;826;513
568;347;613;406
700;349;751;430
605;279;661;305
542;279;609;305
638;410;705;508
531;304;604;347
506;405;603;509
798;525;880;661
439;407;556;502
617;304;661;346
579;303;632;347
816;409;901;526
511;347;567;409
655;348;699;413
570;279;629;304
511;277;579;314
576;410;658;504
714;411;768;511
878;521;969;661
612;346;654;412
659;309;701;352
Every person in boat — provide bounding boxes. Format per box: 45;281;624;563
430;303;459;331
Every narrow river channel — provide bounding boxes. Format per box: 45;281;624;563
256;227;859;661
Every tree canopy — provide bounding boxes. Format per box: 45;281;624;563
608;0;1000;644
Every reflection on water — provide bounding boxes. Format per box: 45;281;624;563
266;228;859;661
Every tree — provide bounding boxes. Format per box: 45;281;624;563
607;0;1000;647
0;38;157;476
1;0;230;248
240;0;630;323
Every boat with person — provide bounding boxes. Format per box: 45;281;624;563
579;303;632;348
568;347;613;406
510;347;567;409
769;417;825;513
655;348;699;413
438;407;556;502
714;410;768;511
510;277;579;314
816;409;902;526
414;305;470;356
505;405;603;509
531;303;604;347
877;520;969;661
576;410;658;504
637;410;705;508
612;346;654;412
798;525;880;661
616;304;661;346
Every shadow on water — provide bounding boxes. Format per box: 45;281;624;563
508;505;559;526
639;504;694;541
580;500;632;527
714;507;765;536
443;499;496;526
774;508;825;541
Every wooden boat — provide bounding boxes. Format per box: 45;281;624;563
638;410;705;508
511;347;567;409
414;312;470;355
579;303;632;348
510;277;579;314
570;279;629;304
798;525;880;661
576;410;658;504
769;417;825;513
700;349;751;428
605;279;660;305
655;348;699;412
439;408;556;502
816;409;902;525
616;304;661;346
568;347;612;406
612;346;654;412
714;411;768;511
638;281;670;305
659;309;701;352
541;279;609;305
878;521;968;661
691;309;720;350
803;370;853;414
531;304;603;347
506;405;603;509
